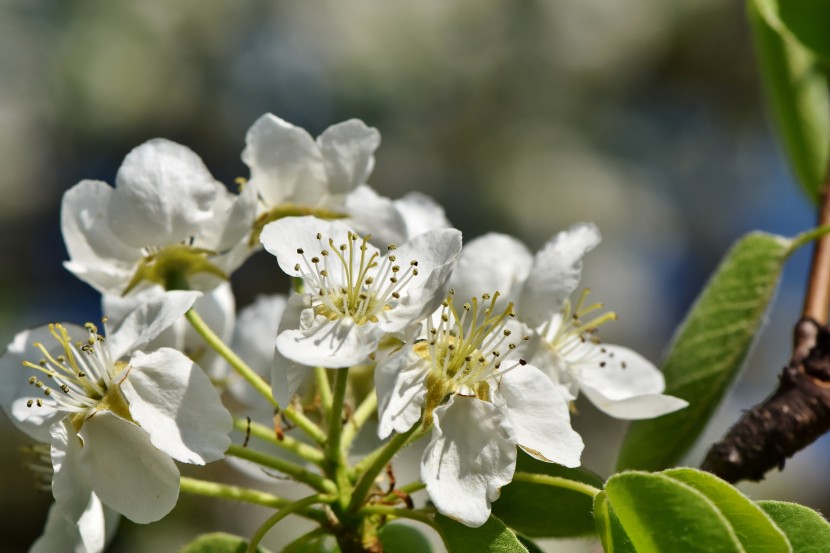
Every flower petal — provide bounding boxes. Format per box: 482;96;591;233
343;185;408;246
242;114;328;206
317;119;380;195
393;191;452;239
518;223;601;327
51;419;94;524
78;411;179;524
260;216;364;280
378;227;462;331
449;233;533;306
110;139;221;248
276;312;383;369
576;344;687;420
31;494;113;553
376;349;429;439
421;396;516;527
498;366;583;467
120;348;232;464
106;290;202;361
61;180;138;295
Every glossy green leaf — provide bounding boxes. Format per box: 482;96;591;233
663;468;790;553
748;0;830;203
379;522;436;553
436;514;528;553
759;500;830;553
593;492;635;553
492;451;603;537
617;232;801;471
605;472;744;553
178;532;271;553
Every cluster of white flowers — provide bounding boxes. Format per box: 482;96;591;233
0;113;686;551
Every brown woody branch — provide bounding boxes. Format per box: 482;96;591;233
701;177;830;483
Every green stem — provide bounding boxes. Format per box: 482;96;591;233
359;505;437;528
247;494;334;553
349;424;422;512
327;368;349;460
185;309;275;407
179;477;325;524
327;368;352;508
226;444;336;494
233;417;325;466
341;389;377;451
315;366;333;416
283;406;329;445
511;471;602;498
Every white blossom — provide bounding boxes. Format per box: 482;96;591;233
0;292;232;524
62;139;257;296
261;216;461;406
242;113;409;245
376;292;583;527
450;224;687;420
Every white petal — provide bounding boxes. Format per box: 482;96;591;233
78;411;179;524
242;114;328;206
343;185;408;246
271;343;309;409
449;233;533;306
421;396;517;527
376;350;428;439
498;366;583;467
106;290;202;360
577;345;665;399
518;223;601;327
110;139;222;248
576;344;687;420
31;494;111;553
229;294;287;404
61;180;138;295
51;419;94;524
260;216;364;280
207;177;258;255
270;294;312;407
277;313;383;369
120;348;232;464
317;119;380;195
378;227;463;331
393;191;452;239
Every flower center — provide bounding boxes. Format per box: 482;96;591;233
249;202;348;246
23;322;131;431
417;291;529;427
542;288;618;375
123;241;228;295
295;231;419;326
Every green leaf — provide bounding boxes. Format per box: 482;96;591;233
178;532;271;553
435;514;528;553
593;492;635;553
492;451;604;537
617;232;799;471
516;535;545;553
379;522;436;553
757;0;830;62
748;0;830;202
663;468;790;553
604;472;744;553
759;500;830;553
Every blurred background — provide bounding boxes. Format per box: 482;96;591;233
0;0;827;551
